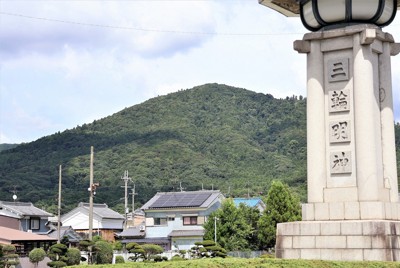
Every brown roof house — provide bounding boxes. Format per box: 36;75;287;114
0;226;56;256
137;190;224;251
61;203;124;241
0;201;53;234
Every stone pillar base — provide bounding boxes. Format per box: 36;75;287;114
276;220;400;261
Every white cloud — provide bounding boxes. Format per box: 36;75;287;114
1;1;400;144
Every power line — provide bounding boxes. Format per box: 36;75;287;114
0;11;304;36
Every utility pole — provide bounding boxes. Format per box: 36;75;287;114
130;184;137;212
121;170;131;229
57;165;62;243
214;217;219;243
89;146;94;241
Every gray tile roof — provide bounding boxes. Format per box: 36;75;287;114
48;226;82;242
0;201;53;217
141;190;222;210
78;203;124;219
117;226;146;238
168;229;204;237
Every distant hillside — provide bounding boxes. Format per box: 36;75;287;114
0;144;19;152
0;84;398;214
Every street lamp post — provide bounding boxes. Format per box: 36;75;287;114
259;0;400;262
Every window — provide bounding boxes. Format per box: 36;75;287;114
154;218;167;226
30;218;40;230
183;216;198;225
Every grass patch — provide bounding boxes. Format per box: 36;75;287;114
69;257;400;268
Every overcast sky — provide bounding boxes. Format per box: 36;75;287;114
1;0;400;144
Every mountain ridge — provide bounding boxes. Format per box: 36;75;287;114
0;83;398;214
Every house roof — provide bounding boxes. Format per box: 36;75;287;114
62;203;124;221
233;197;265;209
117;226;146;238
121;238;170;245
0;201;53;218
169;229;204;237
48;226;82;243
0;226;57;244
141;190;222;210
79;203;125;219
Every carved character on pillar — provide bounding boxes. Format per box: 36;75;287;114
328;58;349;82
329;89;350;112
330;151;352;174
330;120;351;143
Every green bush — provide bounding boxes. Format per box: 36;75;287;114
94;241;113;264
142;244;164;260
2;244;19;268
47;260;67;267
66;248;81;266
113;241;123;251
171;255;185;261
115;255;125;263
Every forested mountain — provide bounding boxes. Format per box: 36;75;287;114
0;144;19;152
0;84;398;214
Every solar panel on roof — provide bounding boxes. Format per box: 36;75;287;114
150;192;212;208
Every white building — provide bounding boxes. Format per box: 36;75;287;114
134;190;224;251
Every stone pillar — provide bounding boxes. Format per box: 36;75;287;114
276;24;400;261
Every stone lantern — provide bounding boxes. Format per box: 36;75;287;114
259;0;400;262
260;0;399;30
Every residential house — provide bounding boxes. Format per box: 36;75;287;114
61;202;124;241
0;201;53;234
0;226;56;256
233;197;266;212
136;190;224;251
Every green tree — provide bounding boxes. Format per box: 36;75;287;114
190;240;226;258
204;198;252;251
94;240;113;264
126;242;145;262
258;180;301;249
78;239;94;264
238;203;261;250
29;248;46;267
141;244;164;260
47;243;68;267
2;244;19;268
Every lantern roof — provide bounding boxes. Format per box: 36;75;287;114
259;0;400;17
259;0;300;17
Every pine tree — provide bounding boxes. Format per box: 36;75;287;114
257;180;301;249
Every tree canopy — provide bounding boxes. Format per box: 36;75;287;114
258;180;302;249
